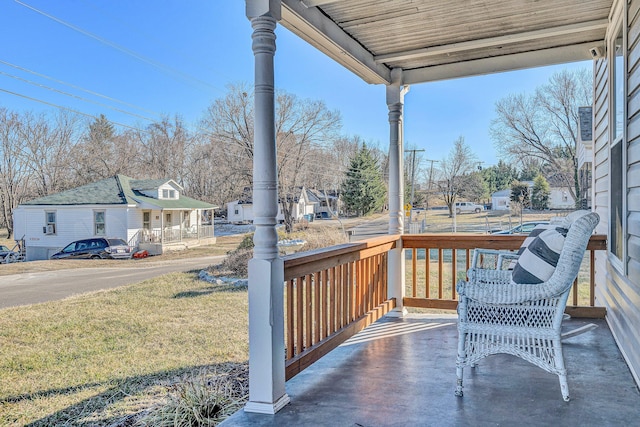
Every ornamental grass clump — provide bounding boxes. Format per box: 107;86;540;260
136;364;248;427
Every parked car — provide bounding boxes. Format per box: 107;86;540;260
50;238;133;260
491;221;550;235
455;201;485;214
0;244;17;262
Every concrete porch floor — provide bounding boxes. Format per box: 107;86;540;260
222;314;640;426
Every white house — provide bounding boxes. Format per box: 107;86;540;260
548;187;576;209
13;175;216;260
226;187;316;224
491;189;511;210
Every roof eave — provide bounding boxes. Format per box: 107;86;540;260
281;0;392;85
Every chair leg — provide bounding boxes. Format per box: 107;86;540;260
553;338;570;401
559;374;570;402
455;370;464;397
455;332;466;397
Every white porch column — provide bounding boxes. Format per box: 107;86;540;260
245;0;290;415
386;68;409;317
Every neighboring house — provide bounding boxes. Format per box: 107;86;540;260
548;187;576;210
13;175;216;260
306;189;340;218
492;185;575;210
227;187;316;224
491;189;511;210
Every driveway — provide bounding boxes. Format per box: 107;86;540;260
0;255;224;309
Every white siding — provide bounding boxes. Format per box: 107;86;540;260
13;205;131;260
594;0;640;387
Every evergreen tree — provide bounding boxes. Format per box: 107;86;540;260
341;145;386;216
531;174;551;210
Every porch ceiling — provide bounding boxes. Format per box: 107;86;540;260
281;0;613;84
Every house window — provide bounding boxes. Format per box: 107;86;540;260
143;211;151;230
165;212;172;225
610;24;626;264
234;209;239;215
94;211;106;235
45;211;56;234
162;189;176;199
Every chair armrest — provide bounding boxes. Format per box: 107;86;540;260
471;248;518;269
457;276;565;305
496;253;520;269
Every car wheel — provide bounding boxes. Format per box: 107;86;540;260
90;255;101;260
474;208;481;213
456;208;461;214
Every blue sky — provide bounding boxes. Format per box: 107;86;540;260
1;0;591;167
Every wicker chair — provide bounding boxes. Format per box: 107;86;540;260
455;212;600;402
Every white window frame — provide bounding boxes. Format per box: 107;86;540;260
94;210;106;236
608;13;627;272
45;211;56;235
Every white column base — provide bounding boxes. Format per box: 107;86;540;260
386;307;408;318
244;393;291;414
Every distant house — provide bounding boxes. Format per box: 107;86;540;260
492;183;575;211
306;189;340;218
227;187;320;224
548;187;576;210
491;189;511;210
13;175;216;260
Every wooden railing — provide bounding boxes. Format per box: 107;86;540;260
281;233;607;380
402;234;608;317
283;235;398;380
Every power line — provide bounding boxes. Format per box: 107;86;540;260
0;69;157;123
0;59;163;118
15;0;225;94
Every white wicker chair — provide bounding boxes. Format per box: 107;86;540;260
455;212;600;401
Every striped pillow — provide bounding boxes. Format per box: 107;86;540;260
511;226;568;284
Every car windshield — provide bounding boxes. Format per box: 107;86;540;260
0;245;9;251
62;243;76;253
107;239;127;246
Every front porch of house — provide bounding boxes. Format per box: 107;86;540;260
223;313;639;426
128;208;215;254
223;232;639;424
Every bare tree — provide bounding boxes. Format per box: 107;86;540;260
136;115;192;184
490;68;592;204
201;84;342;232
0;108;32;238
436;136;478;216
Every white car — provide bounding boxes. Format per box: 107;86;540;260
455;202;484;214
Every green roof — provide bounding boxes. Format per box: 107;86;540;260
22;175;215;209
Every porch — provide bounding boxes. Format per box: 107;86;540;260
224;232;639;424
223;314;639;426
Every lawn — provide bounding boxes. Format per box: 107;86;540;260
0;272;249;426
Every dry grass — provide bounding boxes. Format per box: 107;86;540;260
0;272;249;426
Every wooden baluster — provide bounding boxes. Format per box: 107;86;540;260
451;249;457;300
412;249;417;297
438;248;444;299
314;271;320;345
306;273;312;348
426;248;431;299
287;278;294;359
296;275;304;353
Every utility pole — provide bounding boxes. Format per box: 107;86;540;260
404;149;425;207
425;159;439;210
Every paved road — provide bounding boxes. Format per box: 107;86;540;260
347;217;390;241
0;255;224;309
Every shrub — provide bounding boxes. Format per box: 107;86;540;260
136;363;248;426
